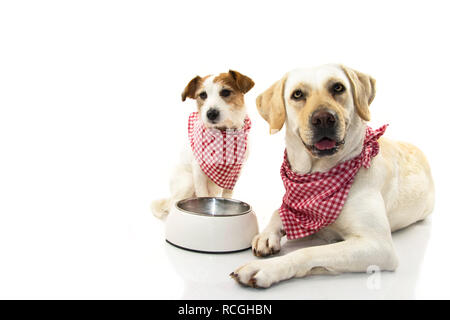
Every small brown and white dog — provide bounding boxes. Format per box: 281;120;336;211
152;70;254;218
231;64;434;288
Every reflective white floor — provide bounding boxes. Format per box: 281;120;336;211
164;218;433;299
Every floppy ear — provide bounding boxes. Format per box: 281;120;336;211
341;65;376;121
229;70;255;94
181;76;202;101
256;76;287;134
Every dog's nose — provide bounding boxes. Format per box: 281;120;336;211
207;108;220;121
311;110;337;129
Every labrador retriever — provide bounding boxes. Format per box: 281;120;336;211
231;64;434;288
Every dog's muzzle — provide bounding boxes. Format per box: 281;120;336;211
304;109;345;157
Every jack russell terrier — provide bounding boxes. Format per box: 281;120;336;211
152;70;254;218
231;64;434;288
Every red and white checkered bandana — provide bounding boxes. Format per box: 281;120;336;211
279;125;388;240
188;112;251;190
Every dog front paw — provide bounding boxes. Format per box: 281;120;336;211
251;232;282;257
230;259;288;288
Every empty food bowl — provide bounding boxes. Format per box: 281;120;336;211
165;197;259;253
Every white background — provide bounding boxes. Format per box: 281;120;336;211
0;0;449;299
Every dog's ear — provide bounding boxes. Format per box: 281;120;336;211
256;76;287;134
229;70;255;94
341;65;376;121
181;76;202;101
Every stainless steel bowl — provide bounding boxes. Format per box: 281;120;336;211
166;197;259;253
176;197;251;217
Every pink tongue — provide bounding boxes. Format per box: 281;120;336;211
314;138;336;150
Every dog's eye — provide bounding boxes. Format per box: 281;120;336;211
332;83;345;94
291;90;304;100
199;92;207;100
220;89;232;97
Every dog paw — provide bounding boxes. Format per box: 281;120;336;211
230;259;286;288
251;232;281;257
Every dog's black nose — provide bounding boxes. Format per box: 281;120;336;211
207;108;220;121
311;110;336;129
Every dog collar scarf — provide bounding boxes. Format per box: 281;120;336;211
188;112;251;190
279;125;388;240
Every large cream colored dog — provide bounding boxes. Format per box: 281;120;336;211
231;64;434;288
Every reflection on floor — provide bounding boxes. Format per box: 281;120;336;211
165;219;431;299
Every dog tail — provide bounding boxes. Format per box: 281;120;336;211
151;198;171;219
